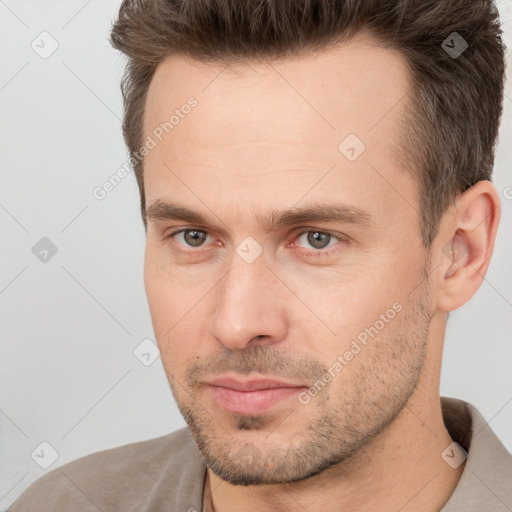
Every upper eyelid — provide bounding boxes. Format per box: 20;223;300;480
166;228;213;243
291;231;346;252
167;227;346;246
295;228;345;239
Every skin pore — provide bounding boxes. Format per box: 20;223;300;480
142;33;500;512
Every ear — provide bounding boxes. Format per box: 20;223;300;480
434;180;501;312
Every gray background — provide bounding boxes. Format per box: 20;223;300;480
1;0;511;509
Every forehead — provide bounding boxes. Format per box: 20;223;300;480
144;33;411;137
142;33;415;220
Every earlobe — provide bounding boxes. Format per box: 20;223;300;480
435;181;501;312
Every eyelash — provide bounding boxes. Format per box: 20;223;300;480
163;228;347;258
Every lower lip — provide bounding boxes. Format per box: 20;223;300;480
208;385;306;415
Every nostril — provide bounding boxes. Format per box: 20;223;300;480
247;335;270;346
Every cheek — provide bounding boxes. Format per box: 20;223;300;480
289;259;415;353
144;254;211;364
144;249;186;353
144;242;192;318
144;259;171;331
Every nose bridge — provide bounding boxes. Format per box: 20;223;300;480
208;252;288;349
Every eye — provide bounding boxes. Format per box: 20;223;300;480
295;230;340;250
169;229;211;248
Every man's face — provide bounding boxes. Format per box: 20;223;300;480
143;35;434;485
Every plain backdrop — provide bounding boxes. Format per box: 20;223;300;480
1;0;511;509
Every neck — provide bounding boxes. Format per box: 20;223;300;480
206;318;464;512
206;392;464;512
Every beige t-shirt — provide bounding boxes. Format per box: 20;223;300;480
8;397;512;511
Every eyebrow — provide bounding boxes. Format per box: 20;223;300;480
145;200;375;230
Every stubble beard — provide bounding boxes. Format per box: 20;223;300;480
168;267;432;486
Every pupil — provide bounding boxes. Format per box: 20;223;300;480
307;232;330;249
184;230;206;246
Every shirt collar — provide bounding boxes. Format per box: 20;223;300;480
201;397;512;511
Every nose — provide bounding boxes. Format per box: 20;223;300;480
207;252;289;350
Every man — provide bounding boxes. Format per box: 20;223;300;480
9;0;511;510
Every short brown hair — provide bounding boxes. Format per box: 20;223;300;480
110;0;506;246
